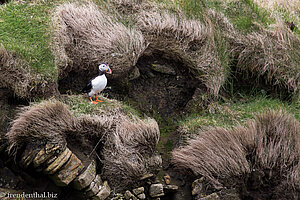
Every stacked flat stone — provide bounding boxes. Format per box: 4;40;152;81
20;143;111;200
124;187;146;200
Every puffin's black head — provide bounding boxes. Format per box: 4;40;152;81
99;63;112;75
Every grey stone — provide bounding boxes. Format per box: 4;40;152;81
198;193;220;200
163;185;178;193
137;193;146;200
192;177;205;196
163;174;171;185
149;183;164;198
124;190;137;200
44;147;72;174
49;153;83;186
151;63;176;75
132;187;144;195
72;160;96;190
219;188;241;200
148;155;162;169
20;145;40;168
128;67;140;80
92;181;111;200
33;143;62;168
139;173;154;180
85;175;103;197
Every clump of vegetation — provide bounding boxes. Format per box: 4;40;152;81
153;0;300;99
0;1;56;76
0;1;60;98
52;2;146;79
6;100;73;154
136;9;226;97
172;110;300;199
179;94;300;135
254;0;299;34
6;96;160;191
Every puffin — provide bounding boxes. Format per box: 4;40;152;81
82;63;112;104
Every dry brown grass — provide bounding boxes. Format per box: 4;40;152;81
101;116;160;190
230;22;300;96
52;2;146;79
0;47;59;99
172;110;300;197
6;97;160;191
172;126;250;189
254;0;300;28
108;0;155;15
0;47;33;98
207;8;300;98
51;1;299;99
6;100;75;155
136;10;227;97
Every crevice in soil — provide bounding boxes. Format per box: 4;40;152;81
58;70;92;95
0;88;29;134
58;52;202;119
223;62;294;101
57;53;204;199
0;0;9;5
127;53;200;118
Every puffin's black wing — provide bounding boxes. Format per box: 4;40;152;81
82;81;92;93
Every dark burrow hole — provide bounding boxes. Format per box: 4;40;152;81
224;62;295;101
0;0;9;5
126;53;200;118
58;53;201;119
0;88;29;134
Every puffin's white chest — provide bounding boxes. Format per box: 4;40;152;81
91;75;107;93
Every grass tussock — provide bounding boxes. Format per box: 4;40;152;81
172;110;300;198
108;0;155;15
254;0;300;34
137;10;227;97
49;0;299;99
0;47;58;98
0;47;33;98
6;100;74;154
153;0;300;98
52;2;146;78
6;97;160;191
231;22;300;96
102;116;160;190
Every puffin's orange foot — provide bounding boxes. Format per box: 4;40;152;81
95;96;103;102
90;97;99;104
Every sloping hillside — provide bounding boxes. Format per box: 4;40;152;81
0;0;299;199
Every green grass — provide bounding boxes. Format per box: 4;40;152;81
224;0;273;32
0;1;57;79
157;0;274;33
58;94;141;118
179;94;300;134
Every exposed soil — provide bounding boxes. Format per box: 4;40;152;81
58;52;201;118
0;88;29;134
58;71;91;95
225;63;294;101
0;0;9;5
127;53;200;118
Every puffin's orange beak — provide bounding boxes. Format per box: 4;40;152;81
107;66;112;74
